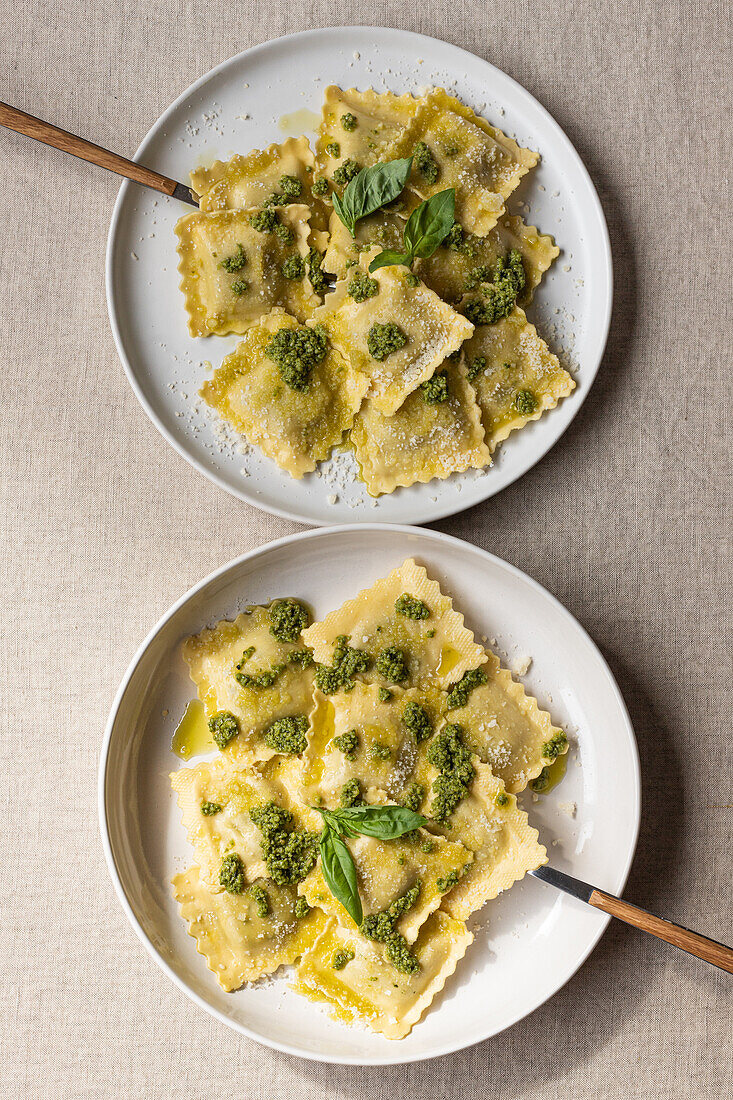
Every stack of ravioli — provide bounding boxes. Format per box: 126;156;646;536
171;558;568;1039
175;86;575;494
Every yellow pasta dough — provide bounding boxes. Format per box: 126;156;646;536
350;360;490;495
200;309;369;478
175;205;319;336
316;86;421;179
173;864;328;991
292;911;472;1039
461;307;576;451
322;207;407;279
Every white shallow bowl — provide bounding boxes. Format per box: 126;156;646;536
106;26;612;526
99;525;639;1064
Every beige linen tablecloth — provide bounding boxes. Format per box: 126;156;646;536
1;1;731;1096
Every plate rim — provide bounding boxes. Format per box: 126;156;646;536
105;25;613;527
98;522;640;1065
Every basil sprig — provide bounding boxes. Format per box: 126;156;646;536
316;804;427;925
369;188;455;273
331;157;413;236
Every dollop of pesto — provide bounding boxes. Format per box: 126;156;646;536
265;323;329;394
208;710;239;750
369;742;391;761
375;645;409;683
314;634;370;694
426;628;436;638
404;271;420;288
378;687;392;703
464;263;493;291
248;882;270;917
312;176;329;196
360;882;421;975
401;700;432;742
367;322;407;361
249;209;279;233
340;112;357;131
307;246;329;297
275;222;294;244
347;271;379;303
542;730;568;761
395;593;430;620
444;222;465;250
463;248;526;326
282;254;306;280
287;648;314;668
446;667;488;709
426;723;475;824
515;389;537;415
530;767;550;792
270;598;310;642
420;837;436;854
278;174;303;198
219;852;246;894
219;243;246;272
231;278;249;296
413;141;439;184
333;158;360;186
234;647;285;690
420;370;449;404
400;782;425;813
200;801;222;816
332;728;358;760
332;946;355;969
436;868;460;892
249;801;319;884
263;715;308;754
326;141;341;158
494;791;509;807
294;896;311;919
340;777;363;807
466;355;486;381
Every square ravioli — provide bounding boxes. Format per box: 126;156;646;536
461;307;576;451
315;85;421;181
299;829;473;942
323;207;407;280
415;213;559;306
200;309;369;478
311;263;473;416
299;683;445;807
182;600;316;764
190;135;329;231
175;205;319;336
170;754;317;890
445;651;568;792
301;557;485;693
399;89;538;235
173;864;328;991
350;360;490;495
292;911;472;1039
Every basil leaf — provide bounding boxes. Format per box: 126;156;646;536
368;248;410;273
403;189;455;259
333;157;413;235
331;804;428;840
319;828;363;925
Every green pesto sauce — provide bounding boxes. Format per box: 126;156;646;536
265;323;329;394
234;647;285;690
369;742;391;761
426;723;475;824
287;648;314;668
312;176;329;196
332;946;355;969
332;728;358;760
249;209;279;233
333;159;360;186
494;791;510;807
340;777;363;807
446;667;488;709
219;852;246;894
263;715;308;754
326;141;341;158
282;254;306;280
200;800;222;816
375;645;409;684
426;628;436;638
219;243;246;272
367;322;408;361
307;247;329;297
421;370;449;404
347;271;379;303
420;837;436;854
395;593;430;620
208;710;239;750
401;782;425;813
360;881;421;975
401;700;432;742
515;390;537;415
270;599;310;642
249;801;319;885
314;634;370;694
294;896;311;919
466;355;486;382
436;868;460;892
462;248;526;326
275;222;294;244
231;278;249;296
404;271;420;288
340;112;357;131
464;263;493;291
378;687;392;703
413;141;439;184
278;174;302;198
542;730;568;761
248;882;270;918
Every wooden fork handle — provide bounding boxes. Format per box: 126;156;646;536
0;101;182;197
590;889;733;973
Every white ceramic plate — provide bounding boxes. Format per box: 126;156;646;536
99;525;639;1064
106;26;612;526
